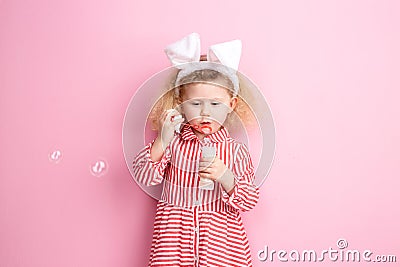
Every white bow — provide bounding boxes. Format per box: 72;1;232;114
164;33;242;94
164;32;242;71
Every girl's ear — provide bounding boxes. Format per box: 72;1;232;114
228;97;238;113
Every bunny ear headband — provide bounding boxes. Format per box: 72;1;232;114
164;32;242;95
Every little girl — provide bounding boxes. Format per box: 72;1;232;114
132;33;259;267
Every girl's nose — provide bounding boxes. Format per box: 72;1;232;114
200;102;211;116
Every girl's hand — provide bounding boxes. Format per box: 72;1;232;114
157;109;184;148
199;155;235;193
199;156;226;181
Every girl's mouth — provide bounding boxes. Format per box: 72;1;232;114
190;122;213;134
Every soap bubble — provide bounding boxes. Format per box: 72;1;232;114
200;125;212;134
48;149;62;164
90;159;108;177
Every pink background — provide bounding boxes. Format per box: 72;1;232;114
1;0;399;266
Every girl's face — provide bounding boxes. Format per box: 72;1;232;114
180;83;238;139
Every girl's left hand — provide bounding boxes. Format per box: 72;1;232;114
199;155;236;194
199;156;231;182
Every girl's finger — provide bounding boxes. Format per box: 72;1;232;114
171;117;184;126
199;163;214;171
199;165;212;172
164;111;173;123
165;109;180;121
170;113;182;122
160;109;171;123
199;172;212;179
199;160;213;166
199;157;214;163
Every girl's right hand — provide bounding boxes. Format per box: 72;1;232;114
157;109;184;147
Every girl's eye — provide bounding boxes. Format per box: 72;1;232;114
211;102;221;106
191;102;200;106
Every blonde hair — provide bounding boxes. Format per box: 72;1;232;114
148;62;257;132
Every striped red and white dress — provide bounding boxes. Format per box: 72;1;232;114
132;124;259;267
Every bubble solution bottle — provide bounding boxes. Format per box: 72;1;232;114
199;143;216;190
